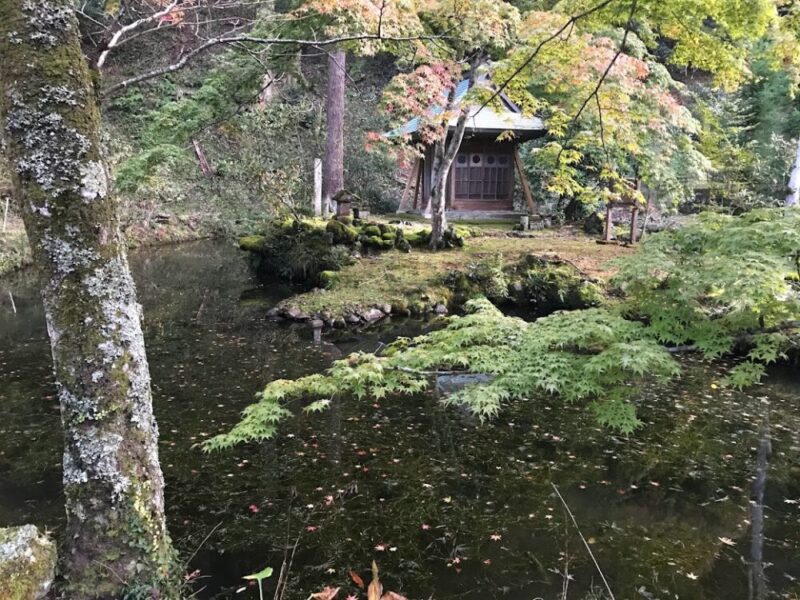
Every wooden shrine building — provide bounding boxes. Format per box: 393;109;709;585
394;78;546;215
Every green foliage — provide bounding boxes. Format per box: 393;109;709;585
692;35;800;212
242;564;273;600
253;220;356;281
114;49;265;193
211;209;800;449
614;208;800;382
493;13;707;216
205;297;679;451
463;254;510;302
242;218;439;281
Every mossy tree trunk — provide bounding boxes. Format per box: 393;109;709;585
0;2;177;598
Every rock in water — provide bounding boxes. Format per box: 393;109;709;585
0;525;56;599
361;308;386;323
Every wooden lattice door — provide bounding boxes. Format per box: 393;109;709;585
452;150;513;205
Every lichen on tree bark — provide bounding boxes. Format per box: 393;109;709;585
0;1;178;597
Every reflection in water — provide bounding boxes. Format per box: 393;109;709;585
749;417;771;600
1;241;799;599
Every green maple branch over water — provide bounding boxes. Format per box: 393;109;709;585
205;208;800;451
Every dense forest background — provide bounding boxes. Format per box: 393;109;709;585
2;0;798;261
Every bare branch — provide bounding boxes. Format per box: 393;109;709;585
97;1;179;68
101;31;459;97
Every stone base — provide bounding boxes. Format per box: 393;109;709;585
0;525;57;600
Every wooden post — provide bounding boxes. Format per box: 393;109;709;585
630;205;639;244
513;148;536;214
413;159;423;210
604;204;614;242
397;158;420;213
313;158;323;216
2;197;8;233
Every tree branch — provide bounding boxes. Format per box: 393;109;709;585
101;31;459;97
97;1;179;68
569;0;638;127
666;320;800;354
555;0;637;165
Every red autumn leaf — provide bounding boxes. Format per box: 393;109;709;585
349;570;365;589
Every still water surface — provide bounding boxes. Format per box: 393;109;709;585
0;240;798;599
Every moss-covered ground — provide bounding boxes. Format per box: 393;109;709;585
273;222;632;320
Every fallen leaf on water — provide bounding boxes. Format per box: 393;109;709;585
242;566;273;581
718;536;736;546
368;561;383;600
307;586;340;600
686;572;699;580
349;569;365;589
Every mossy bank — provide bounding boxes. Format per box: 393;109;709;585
239;218;630;327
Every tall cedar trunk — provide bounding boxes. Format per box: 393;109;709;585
786;136;800;207
323;49;346;215
0;2;177;597
428;63;479;249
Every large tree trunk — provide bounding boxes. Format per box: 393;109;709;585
786;136;800;207
0;2;177;598
323;49;346;216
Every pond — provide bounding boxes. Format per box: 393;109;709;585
0;240;798;600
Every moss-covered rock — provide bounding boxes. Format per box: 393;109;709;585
405;230;430;248
362;225;382;237
238;235;266;252
520;256;603;312
0;525;56;600
326;219;359;244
